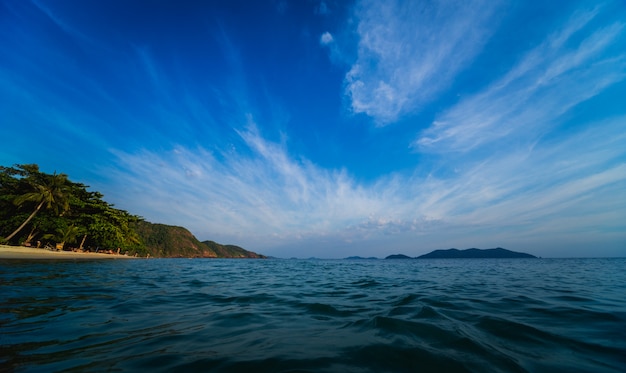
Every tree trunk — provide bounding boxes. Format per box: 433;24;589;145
79;234;87;250
3;200;44;243
24;226;38;246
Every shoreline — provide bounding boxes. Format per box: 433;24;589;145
0;244;137;260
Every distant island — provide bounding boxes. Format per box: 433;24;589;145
385;248;537;259
385;254;413;260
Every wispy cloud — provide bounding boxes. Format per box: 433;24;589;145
6;0;623;258
104;112;626;257
416;8;626;153
103;24;626;254
344;0;502;124
31;0;92;43
106;123;390;247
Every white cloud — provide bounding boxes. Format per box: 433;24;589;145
320;30;351;67
320;32;334;45
94;3;626;258
7;0;625;259
103;114;626;257
416;9;626;153
344;0;502;124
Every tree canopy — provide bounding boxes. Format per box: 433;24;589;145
0;164;146;254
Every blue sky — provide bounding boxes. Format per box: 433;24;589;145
1;0;625;258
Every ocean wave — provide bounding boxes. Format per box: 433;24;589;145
1;258;625;372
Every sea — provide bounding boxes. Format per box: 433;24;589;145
1;258;625;372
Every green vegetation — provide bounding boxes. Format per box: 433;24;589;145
132;221;265;258
3;169;70;242
0;164;264;258
1;164;146;255
132;221;214;258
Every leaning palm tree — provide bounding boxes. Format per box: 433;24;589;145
3;173;71;243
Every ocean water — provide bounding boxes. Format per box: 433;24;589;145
1;258;625;372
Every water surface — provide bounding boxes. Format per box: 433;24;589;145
1;258;625;372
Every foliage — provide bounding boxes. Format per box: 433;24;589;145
3;170;71;242
43;224;80;250
0;164;145;254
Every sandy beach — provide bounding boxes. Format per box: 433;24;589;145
0;244;137;260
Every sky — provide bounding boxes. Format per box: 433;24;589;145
1;0;625;258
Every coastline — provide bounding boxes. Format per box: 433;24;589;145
0;244;137;260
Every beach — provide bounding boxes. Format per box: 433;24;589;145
0;244;136;260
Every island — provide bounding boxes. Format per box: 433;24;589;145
385;254;413;259
385;248;537;259
419;248;536;259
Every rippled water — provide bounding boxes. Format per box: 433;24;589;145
1;258;625;372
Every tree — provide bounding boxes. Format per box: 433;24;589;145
1;164;146;255
65;185;144;252
43;224;80;250
3;172;70;243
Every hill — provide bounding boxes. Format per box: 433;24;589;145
132;221;265;258
202;240;265;258
417;247;536;259
385;254;413;259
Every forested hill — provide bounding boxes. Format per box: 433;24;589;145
133;221;265;258
385;248;537;259
417;248;536;259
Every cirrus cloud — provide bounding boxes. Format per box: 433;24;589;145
344;0;503;124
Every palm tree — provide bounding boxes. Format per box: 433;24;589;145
3;173;70;243
43;224;80;251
